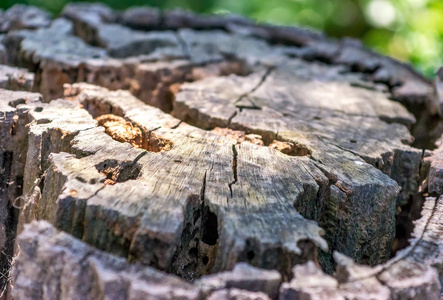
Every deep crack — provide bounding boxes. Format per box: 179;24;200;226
228;144;238;198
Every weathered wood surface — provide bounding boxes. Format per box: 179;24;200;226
279;140;443;299
14;220;284;299
0;2;441;299
16;200;443;300
0;83;42;297
279;195;443;300
24;83;328;279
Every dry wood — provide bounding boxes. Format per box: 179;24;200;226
13;220;284;300
0;87;42;296
20;83;327;279
279;195;443;300
0;2;441;299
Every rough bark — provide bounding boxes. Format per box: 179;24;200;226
0;2;441;299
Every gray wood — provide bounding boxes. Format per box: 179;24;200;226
0;64;34;91
0;5;51;33
0;2;441;299
0;88;42;297
13;220;286;300
20;83;327;279
13;220;202;300
278;195;443;300
196;263;281;299
173;58;422;268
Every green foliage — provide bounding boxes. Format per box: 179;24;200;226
1;0;441;77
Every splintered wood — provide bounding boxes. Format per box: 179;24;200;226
0;2;442;300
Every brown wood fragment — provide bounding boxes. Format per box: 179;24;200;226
211;127;264;146
95;114;143;149
268;140;311;156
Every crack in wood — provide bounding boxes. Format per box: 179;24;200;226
234;66;274;110
227;144;238;198
174;32;191;59
340;195;440;286
0;3;441;298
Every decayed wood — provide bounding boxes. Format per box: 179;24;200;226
173;59;422;268
19;83;327;279
0;2;440;299
13;220;285;300
0;65;34;91
0;87;42;296
278;195;443;300
277;136;443;298
13;220;201;300
114;3;439;147
3;75;424;297
11;196;443;300
4;2;436;125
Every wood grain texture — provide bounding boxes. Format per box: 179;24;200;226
0;2;440;299
13;220;286;300
20;83;326;279
13;221;202;300
6;78;421;290
0;88;42;296
278;196;443;300
173;58;421;268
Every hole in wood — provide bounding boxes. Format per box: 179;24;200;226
247;250;255;261
2;4;442;297
95;114;173;152
201;206;219;246
170;198;219;281
211;127;264;146
36;118;52;125
391;194;425;257
7;98;26;108
95;159;141;185
188;247;198;258
71;90;174;152
210;128;311;156
145;130;173;152
268;140;311;156
96;114;143;148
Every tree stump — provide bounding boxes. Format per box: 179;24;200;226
0;3;442;300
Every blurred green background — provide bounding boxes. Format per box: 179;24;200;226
1;0;442;77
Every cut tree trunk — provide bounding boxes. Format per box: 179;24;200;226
0;3;442;300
